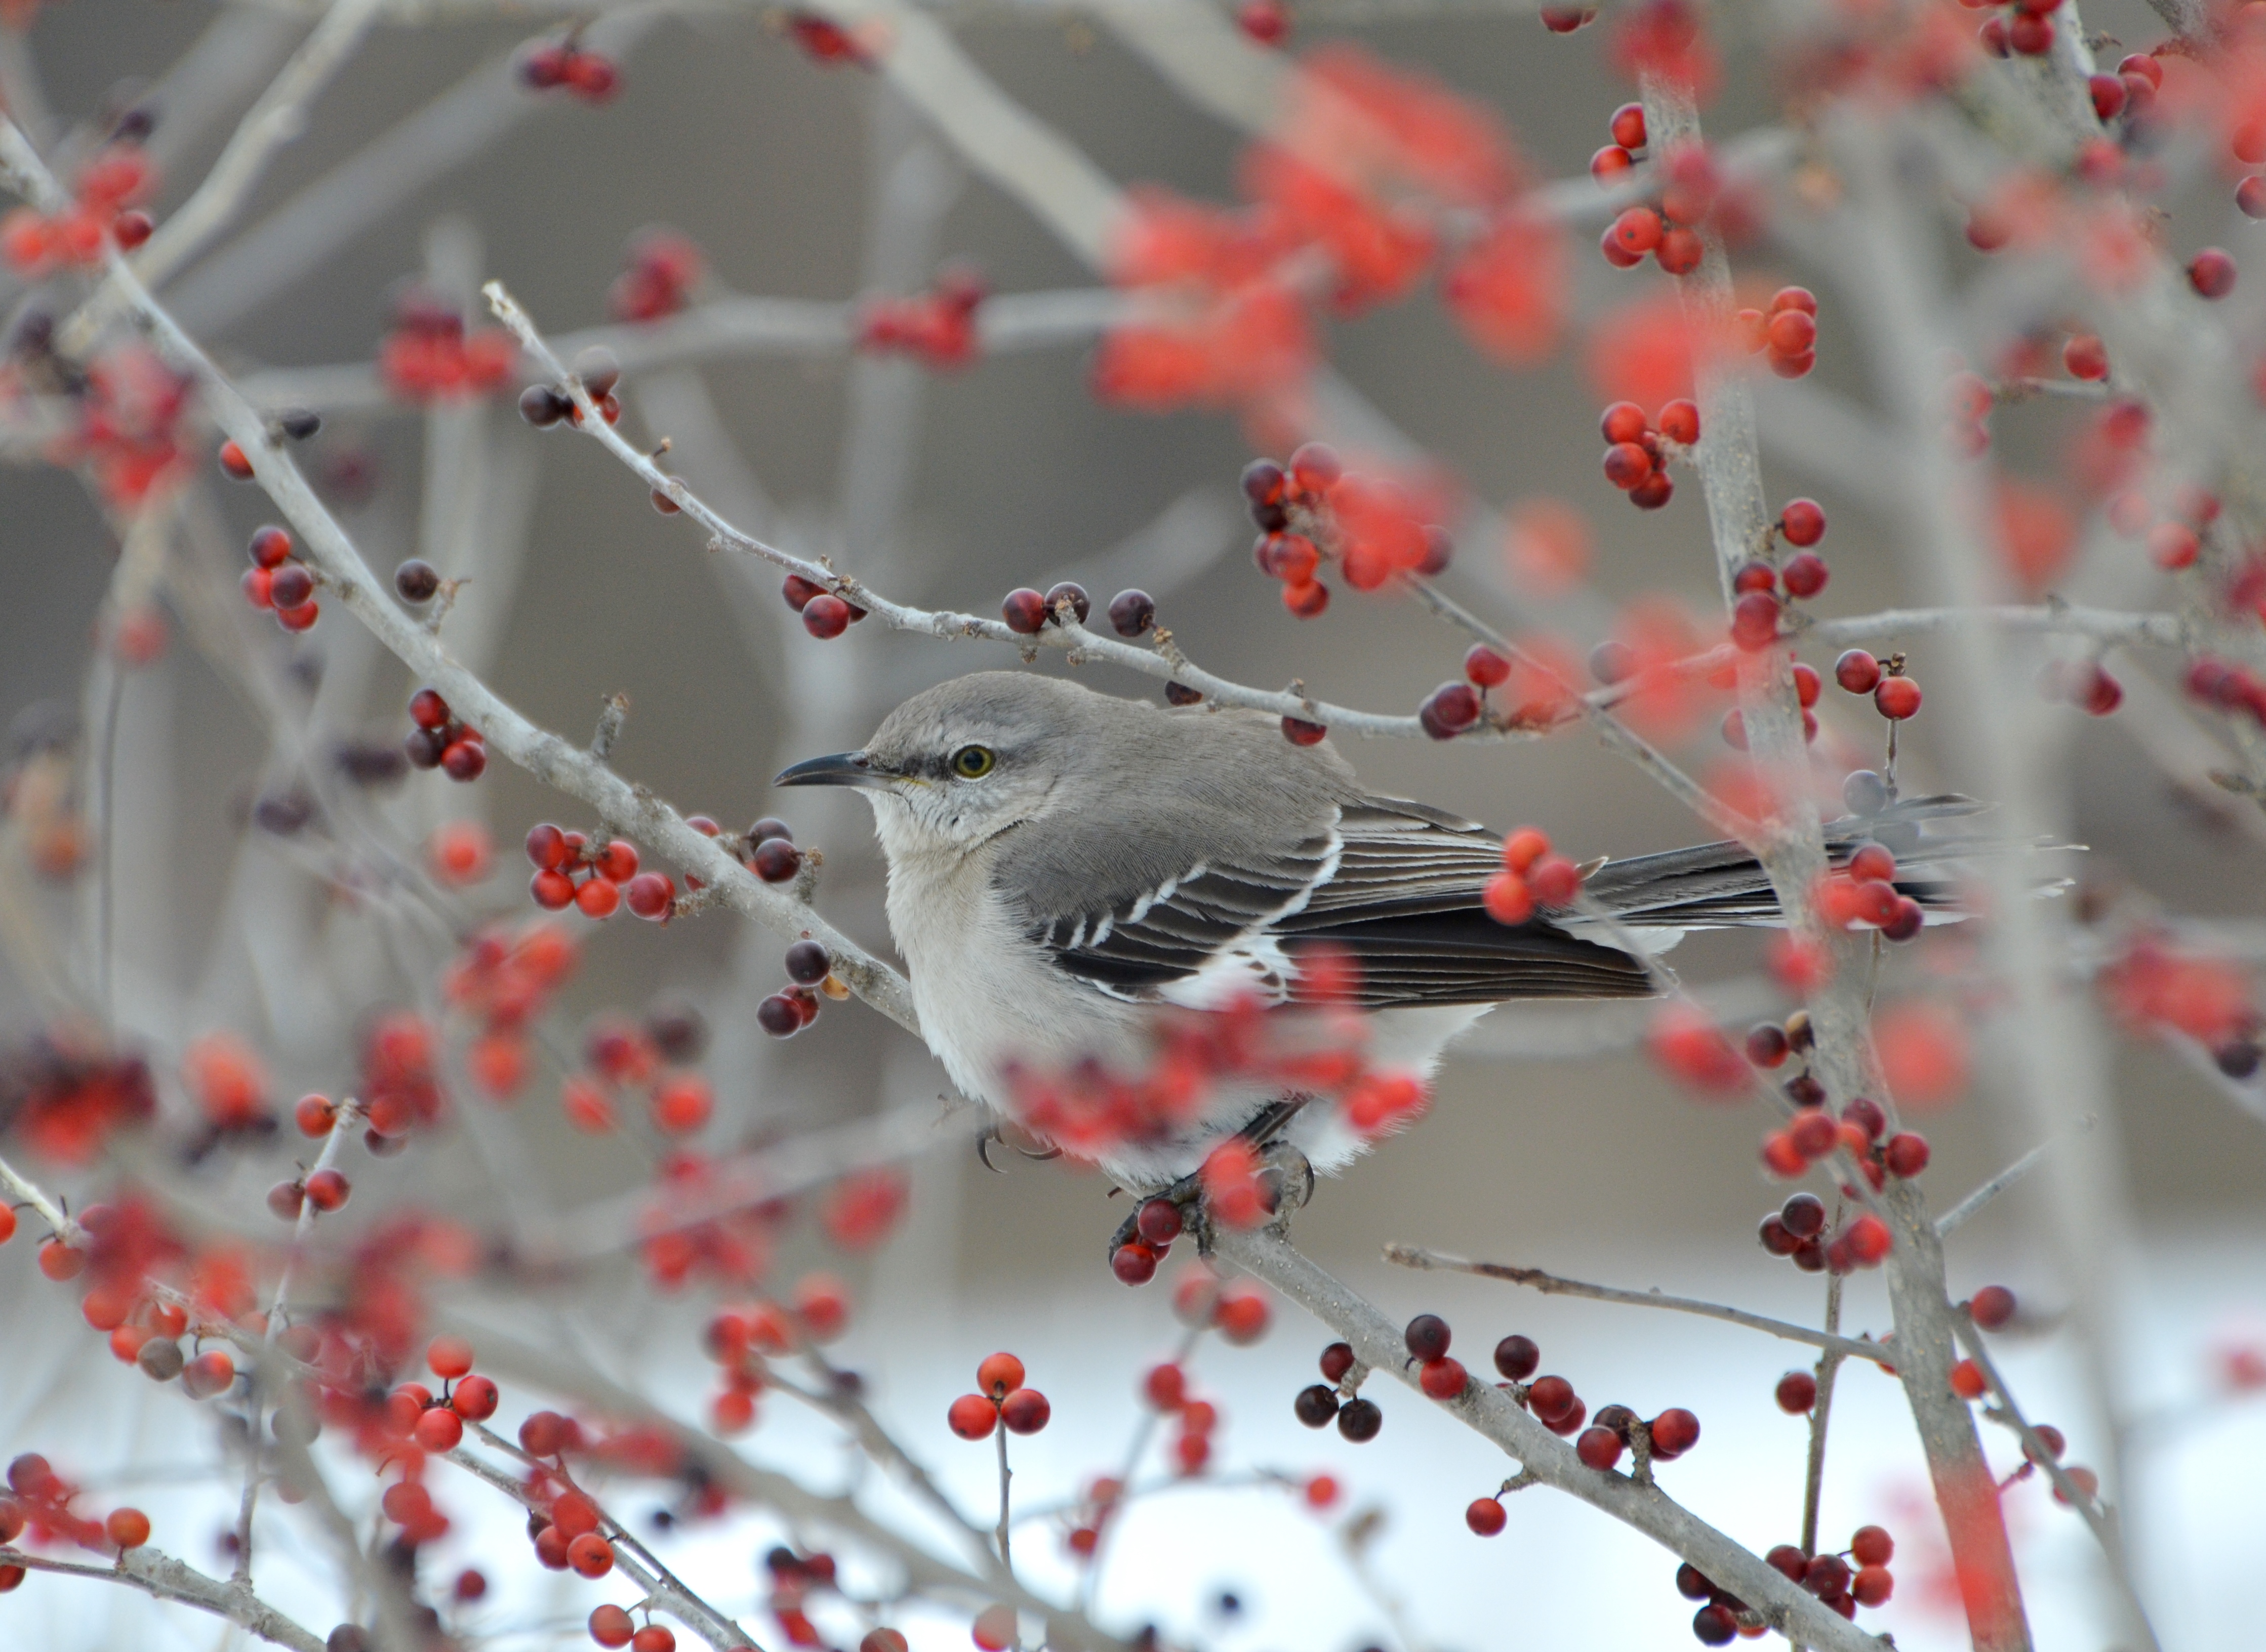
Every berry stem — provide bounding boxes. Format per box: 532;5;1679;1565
1797;1270;1845;1560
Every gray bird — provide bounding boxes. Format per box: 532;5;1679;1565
777;671;1970;1194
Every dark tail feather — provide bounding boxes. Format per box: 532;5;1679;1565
1580;794;2065;930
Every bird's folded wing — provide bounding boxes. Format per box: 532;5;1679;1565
1027;796;1649;1008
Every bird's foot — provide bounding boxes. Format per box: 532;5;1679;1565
1105;1137;1314;1277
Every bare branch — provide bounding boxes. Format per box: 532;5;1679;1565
0;1546;326;1652
1383;1245;1894;1366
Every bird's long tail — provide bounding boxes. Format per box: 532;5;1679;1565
1575;794;2063;933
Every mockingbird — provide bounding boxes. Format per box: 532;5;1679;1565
778;671;1969;1194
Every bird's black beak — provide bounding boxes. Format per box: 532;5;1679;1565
774;751;893;790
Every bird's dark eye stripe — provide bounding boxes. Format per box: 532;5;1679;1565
951;745;996;778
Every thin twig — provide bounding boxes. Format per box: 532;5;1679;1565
1800;1272;1846;1558
0;1546;325;1652
1383;1246;1893;1367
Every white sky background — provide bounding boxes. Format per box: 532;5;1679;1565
1;1224;2259;1652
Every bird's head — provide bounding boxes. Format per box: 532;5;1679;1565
774;672;1103;855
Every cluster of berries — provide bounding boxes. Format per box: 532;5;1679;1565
441;922;582;1102
216;410;317;485
1594;107;1719;278
1754;1180;1894;1276
1479;825;1584;928
857;266;987;369
524;823;675;921
1681;1524;1894;1642
700;1283;851;1431
361;1010;447;1144
1293;1338;1382;1441
517;37;621;100
266;1138;352;1222
520;347;624;429
403;687;487;780
1971;0;2065;59
759;937;846;1040
1598;397;1697;511
240;524;322;633
1830;649;1923;721
948;1352;1053;1440
0;1452;156;1574
1132;1355;1235;1480
1241;443;1452;620
1732;285;1818;380
1812;840;1926;940
780;570;871;640
2187;654;2266;731
609;227;705;322
378;286;517;403
588;1605;679;1652
559;1012;712;1136
0;140;154;276
763;1546;849;1651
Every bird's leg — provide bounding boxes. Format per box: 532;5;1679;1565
1105;1097;1314;1256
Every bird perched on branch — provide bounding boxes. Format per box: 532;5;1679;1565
777;671;1978;1199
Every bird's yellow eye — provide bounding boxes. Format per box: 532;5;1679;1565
951;745;996;778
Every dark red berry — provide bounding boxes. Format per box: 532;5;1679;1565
1465;1496;1506;1536
1731;590;1781;651
1002;588;1048;634
1874;676;1922;719
1404;1313;1451;1361
1320;1342;1356;1382
250;526;293;568
1281;717;1327;746
1110;1243;1159;1285
1782;553;1828;599
1576;1426;1624;1470
269;565;314;609
395;559;439;603
1692;1604;1736;1645
1294;1385;1340;1427
1419;683;1481;739
1746;1023;1789;1067
1335;1397;1381;1441
441;739;486;781
785;940;830;984
518;385;571;427
1135;1198;1183;1246
1108;589;1156;636
1649;1408;1700;1457
1044;582;1090;625
1493;1335;1539;1380
752;839;801;883
1775;1371;1817;1413
1970;1285;2017;1330
1677;1563;1715;1599
1835;650;1882;694
802;595;852;639
757;995;801;1038
782;574;825;612
1883;1132;1930;1177
1527;1375;1575;1421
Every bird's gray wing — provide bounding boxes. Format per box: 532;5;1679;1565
1016;794;1649;1007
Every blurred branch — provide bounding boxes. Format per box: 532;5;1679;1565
64;0;389;354
0;1546;326;1652
1383;1245;1895;1365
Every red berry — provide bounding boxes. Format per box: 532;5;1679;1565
1767;309;1817;356
1970;1285;2017;1329
977;1352;1026;1396
1775;1371;1817;1413
1282;579;1329;618
304;1168;349;1210
567;1532;614;1577
1420;683;1482;739
1600;401;1649;444
752;838;801;882
1288;441;1341;494
1950;1358;1987;1399
1528;855;1581;907
1526;1375;1576;1422
1629;471;1673;509
1769;285;1818;316
1419;1357;1467;1399
2190;248;2237;299
1792;662;1822;707
1692;1604;1736;1645
2240;177;2266;220
1852;1565;1893;1606
2088;72;2127;121
948;1394;998;1439
1781;553;1828;600
1576;1426;1624;1469
1465;1496;1507;1535
1732;560;1776;595
1780;499;1826;547
219;439;254;480
1602;441;1654;490
452;1374;500;1421
1654;226;1703;276
2147;522;2199;570
802;594;852;639
1591;144;1634;184
1845;1213;1893;1265
415;1406;465;1451
241;567;274;609
1657;399;1700;444
1609;101;1647;151
1834;649;1882;694
1000;1388;1050;1433
1731;590;1781;651
1850;1525;1894;1566
1281;716;1327;746
1883;1132;1930;1177
249;525;293;568
633;1628;677;1652
1649;1407;1700;1457
1608;206;1663;257
1110;1242;1159;1285
1001;588;1048;633
576;876;620;918
2063;333;2108;381
1464;644;1512;687
1109;589;1156;636
624;871;675;920
440;738;486;780
1873;676;1922;719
